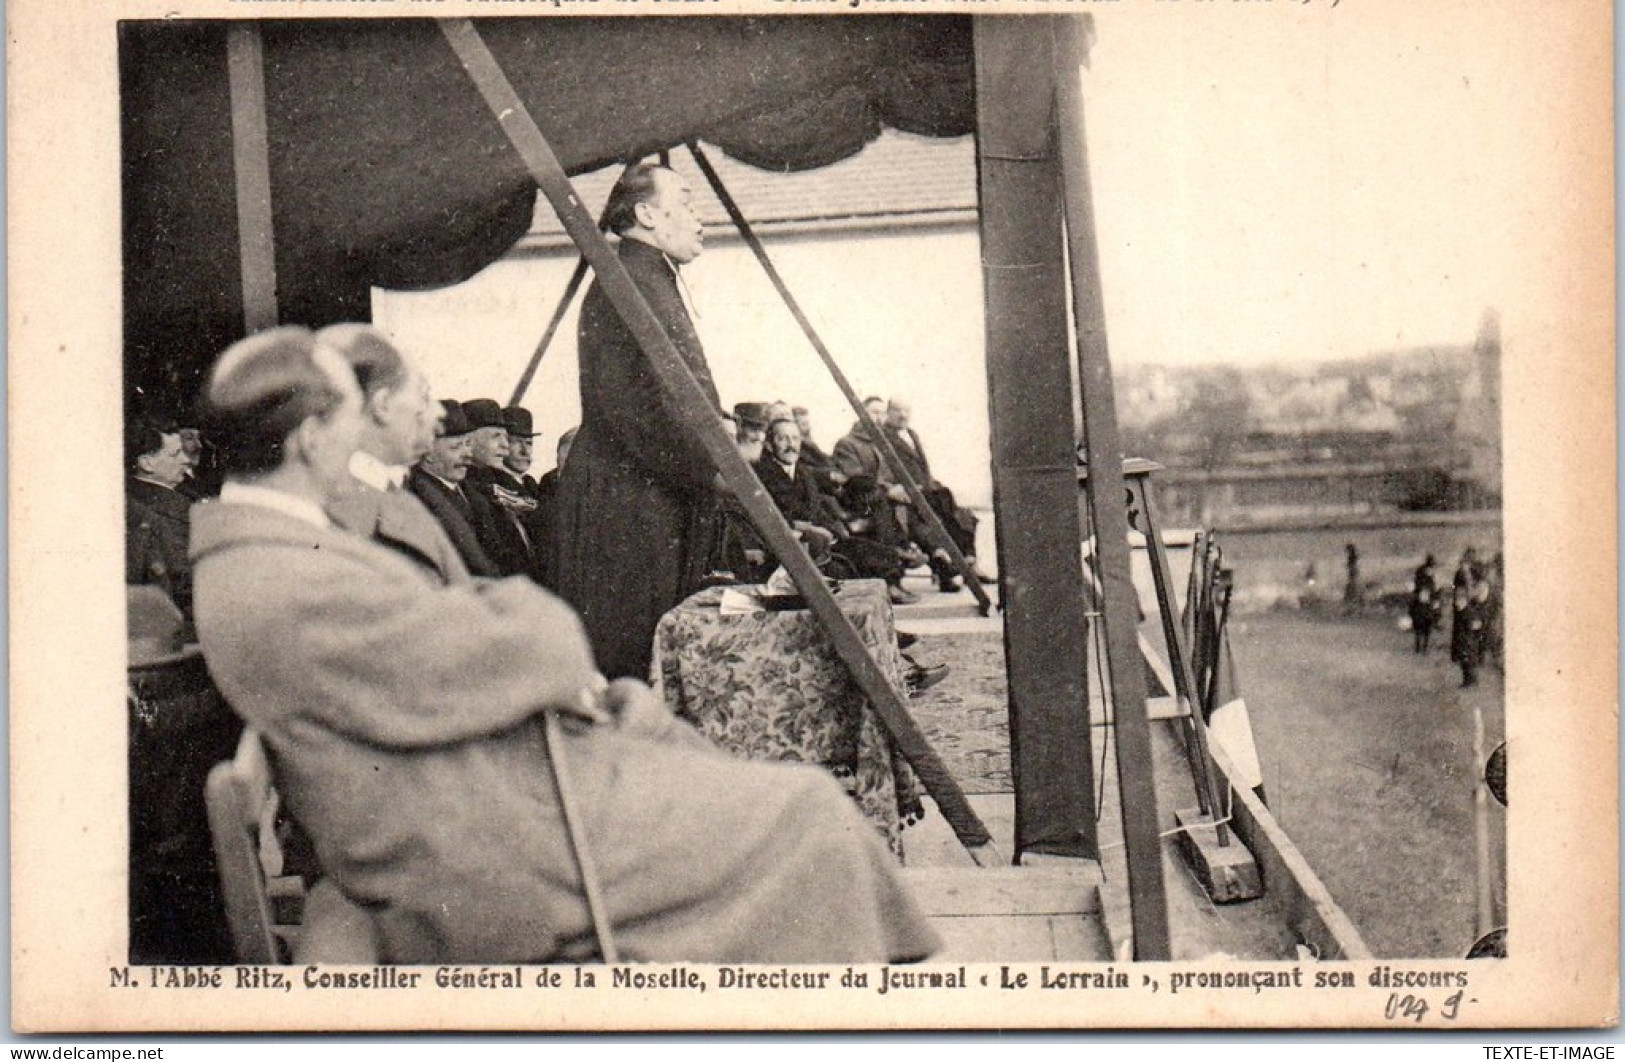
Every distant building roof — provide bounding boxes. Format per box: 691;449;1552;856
523;130;977;249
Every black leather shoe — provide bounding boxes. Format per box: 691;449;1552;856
906;663;950;695
888;584;920;606
897;631;919;650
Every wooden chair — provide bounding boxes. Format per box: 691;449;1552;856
205;729;379;963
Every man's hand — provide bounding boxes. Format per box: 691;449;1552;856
602;677;713;749
603;677;666;726
886;484;910;504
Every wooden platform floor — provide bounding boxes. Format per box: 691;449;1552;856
900;797;1113;963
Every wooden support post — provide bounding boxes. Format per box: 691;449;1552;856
973;18;1098;862
686;140;992;616
1052;15;1170;959
226;22;278;334
439;18;997;860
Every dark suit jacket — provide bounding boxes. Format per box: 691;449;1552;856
464;465;544;582
831;421;892;488
329;480;472;587
189;500;937;965
534;468;562;588
798;440;839;496
882;424;977;556
407;468;499;578
126;477;194;614
754;457;838;534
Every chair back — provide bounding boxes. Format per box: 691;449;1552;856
205;728;381;964
204;729;284;963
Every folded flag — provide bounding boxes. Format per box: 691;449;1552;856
1206;625;1266;799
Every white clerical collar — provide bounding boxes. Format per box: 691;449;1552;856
220;480;332;530
349;450;407;492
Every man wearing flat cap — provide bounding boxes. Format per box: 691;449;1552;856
554;162;725;680
408;399;498;577
461;397;545;583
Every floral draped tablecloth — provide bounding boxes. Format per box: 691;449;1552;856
652;580;924;858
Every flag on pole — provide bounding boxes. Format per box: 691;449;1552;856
1206;624;1266;801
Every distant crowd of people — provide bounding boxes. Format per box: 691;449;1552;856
1408;547;1504;688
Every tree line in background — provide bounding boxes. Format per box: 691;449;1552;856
1117;343;1502;511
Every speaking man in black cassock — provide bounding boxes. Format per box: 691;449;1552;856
554;162;724;679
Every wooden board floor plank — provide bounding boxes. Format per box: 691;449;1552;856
926;913;1113;963
901;866;1102;917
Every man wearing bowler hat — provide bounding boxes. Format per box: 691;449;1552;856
409;399;498;577
461;397;544;583
535;424;577;589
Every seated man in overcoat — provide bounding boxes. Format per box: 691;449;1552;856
188;326;939;965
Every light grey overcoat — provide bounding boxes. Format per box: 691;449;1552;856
190;499;938;964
